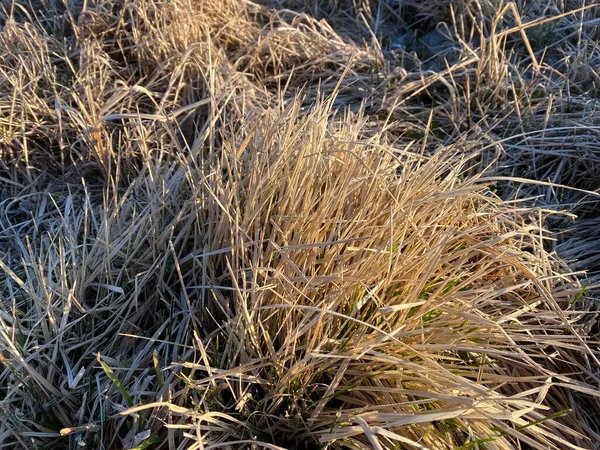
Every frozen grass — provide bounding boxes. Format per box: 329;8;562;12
0;0;599;449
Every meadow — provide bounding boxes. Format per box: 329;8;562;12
0;0;600;449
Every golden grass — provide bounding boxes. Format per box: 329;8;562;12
0;0;599;449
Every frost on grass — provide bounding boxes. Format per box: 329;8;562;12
0;0;599;449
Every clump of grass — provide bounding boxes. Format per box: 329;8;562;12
138;98;598;449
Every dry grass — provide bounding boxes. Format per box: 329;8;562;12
0;0;599;449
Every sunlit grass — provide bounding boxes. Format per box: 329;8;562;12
0;0;599;449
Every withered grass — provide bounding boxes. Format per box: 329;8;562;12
1;1;599;449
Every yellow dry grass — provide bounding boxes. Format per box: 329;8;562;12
0;1;599;449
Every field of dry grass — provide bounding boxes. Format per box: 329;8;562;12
1;0;600;449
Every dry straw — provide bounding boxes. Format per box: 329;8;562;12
0;0;599;449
